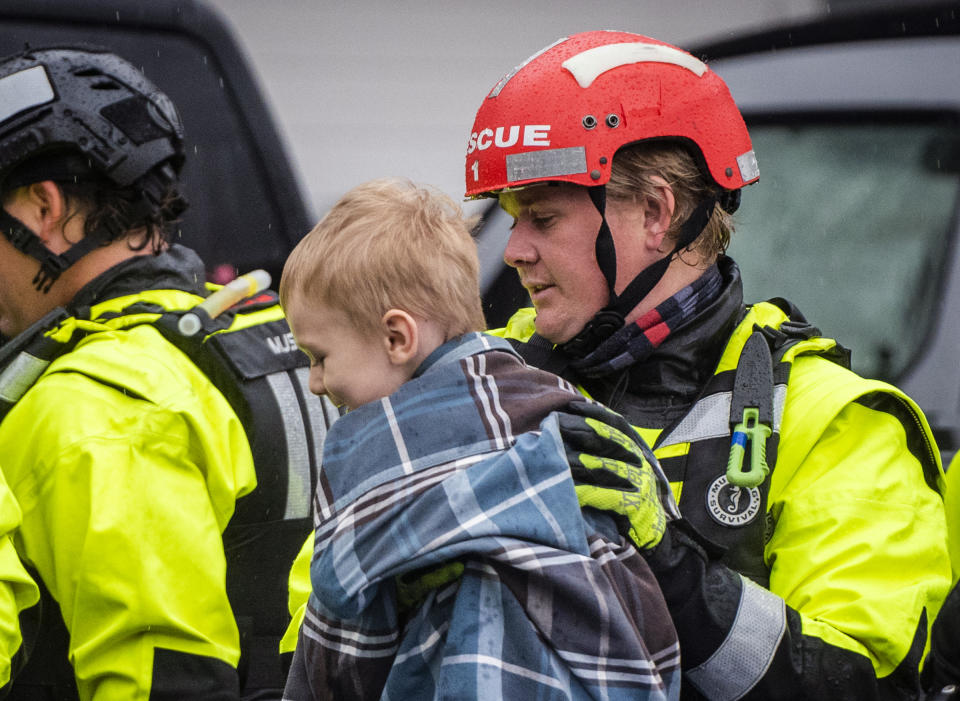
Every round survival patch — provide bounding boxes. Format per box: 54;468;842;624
706;475;761;526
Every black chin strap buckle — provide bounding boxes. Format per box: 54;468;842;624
559;309;624;360
0;208;69;293
32;254;69;293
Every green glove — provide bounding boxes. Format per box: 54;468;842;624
558;400;678;551
396;561;464;613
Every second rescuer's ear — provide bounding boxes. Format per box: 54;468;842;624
381;309;419;365
25;181;72;253
641;177;676;253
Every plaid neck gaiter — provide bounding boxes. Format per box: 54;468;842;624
570;263;723;379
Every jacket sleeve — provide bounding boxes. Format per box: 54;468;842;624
0;351;255;700
945;451;960;580
923;451;960;693
923;576;960;694
280;533;314;656
648;365;951;700
0;473;39;696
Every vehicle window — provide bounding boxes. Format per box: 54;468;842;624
729;116;960;381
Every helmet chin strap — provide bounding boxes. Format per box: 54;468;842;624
0;167;180;295
0;208;100;293
558;185;718;360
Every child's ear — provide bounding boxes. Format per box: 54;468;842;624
381;309;419;364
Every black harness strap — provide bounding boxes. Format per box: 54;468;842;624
556;191;720;360
507;333;573;378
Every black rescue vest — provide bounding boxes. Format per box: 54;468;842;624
510;298;849;588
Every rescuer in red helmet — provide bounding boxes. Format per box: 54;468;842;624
469;31;950;698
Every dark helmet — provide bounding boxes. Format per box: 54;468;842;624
0;44;185;192
0;45;187;290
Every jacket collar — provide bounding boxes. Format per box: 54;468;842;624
579;256;745;427
68;244;207;312
413;332;516;379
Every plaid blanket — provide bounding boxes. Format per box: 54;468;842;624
283;333;680;700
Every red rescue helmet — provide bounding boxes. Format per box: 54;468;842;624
464;30;757;198
464;31;758;359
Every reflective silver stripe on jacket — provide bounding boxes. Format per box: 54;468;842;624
686;575;786;700
267;367;339;520
0;352;49;404
659;385;787;447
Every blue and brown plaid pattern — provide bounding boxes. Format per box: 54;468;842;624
283;333;680;700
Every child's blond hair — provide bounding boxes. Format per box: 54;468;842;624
280;177;486;336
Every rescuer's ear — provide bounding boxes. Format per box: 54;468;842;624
642;177;676;253
24;180;75;254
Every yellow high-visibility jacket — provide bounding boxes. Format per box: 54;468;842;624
922;451;960;692
496;296;950;699
280;535;313;656
0;286;257;700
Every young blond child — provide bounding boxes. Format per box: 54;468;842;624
279;177;486;412
278;177;680;701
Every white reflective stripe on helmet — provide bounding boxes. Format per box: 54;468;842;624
561;42;708;89
506;146;587;183
738;150;761;182
0;65;54;123
489;36;568;99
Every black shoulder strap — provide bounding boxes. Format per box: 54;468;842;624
758;297;850;369
507;332;577;379
0;308;77;419
727;296;843;487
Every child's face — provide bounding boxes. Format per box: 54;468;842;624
285;294;410;411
